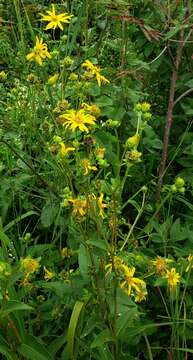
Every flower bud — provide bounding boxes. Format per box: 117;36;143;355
141;102;151;112
175;177;185;188
126;134;140;148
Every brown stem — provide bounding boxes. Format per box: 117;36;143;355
156;29;185;202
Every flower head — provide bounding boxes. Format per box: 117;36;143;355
26;36;51;65
20;257;40;275
40;4;73;31
81;103;101;117
59;109;96;133
127;149;142;162
44;266;54;281
152;256;172;275
81;159;97;175
97;193;107;218
82;60;110;87
59;142;75;157
95;147;106;159
120;266;146;297
68;198;88;217
165;268;180;289
141;102;151;112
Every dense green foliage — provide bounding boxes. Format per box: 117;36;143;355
1;0;193;359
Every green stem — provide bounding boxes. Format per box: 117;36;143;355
120;192;146;251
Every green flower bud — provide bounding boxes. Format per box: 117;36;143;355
143;112;152;120
141;185;148;193
141;102;151;112
178;187;185;194
171;184;177;193
135;103;142;111
175;177;185;188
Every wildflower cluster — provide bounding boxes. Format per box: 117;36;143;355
62;193;107;219
106;256;147;303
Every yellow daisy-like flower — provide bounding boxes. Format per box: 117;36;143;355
44;266;54;281
59;142;75;157
134;288;147;303
20;257;40;275
81;103;101;117
59;109;96;133
82;60;110;87
81;159;97;175
97;193;107;218
68;198;88;217
152;256;172;275
165;268;180;289
40;4;73;31
26;36;51;65
120;266;146;297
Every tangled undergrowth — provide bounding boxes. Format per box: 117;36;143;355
1;1;193;359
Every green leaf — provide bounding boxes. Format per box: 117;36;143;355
48;336;66;357
0;345;15;360
78;244;91;280
18;336;52;360
117;307;138;336
91;329;113;348
0;301;33;317
63;301;85;359
170;218;188;242
41;282;72;297
40;202;59;228
87;239;110;252
3;210;38;232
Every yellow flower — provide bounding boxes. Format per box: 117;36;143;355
81;159;97;175
141;102;151;112
20;257;40;274
82;103;101;117
105;256;124;273
68;198;88;217
40;4;73;31
69;73;78;81
61;247;73;258
186;254;193;272
152;256;172;275
126;134;140;148
128;149;142;162
48;73;59;85
134;288;147;303
59;109;96;133
165;268;180;289
120;266;146;296
95;147;106;159
97;193;107;218
82;60;110;87
59;142;75;157
44;266;54;281
26;36;51;65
